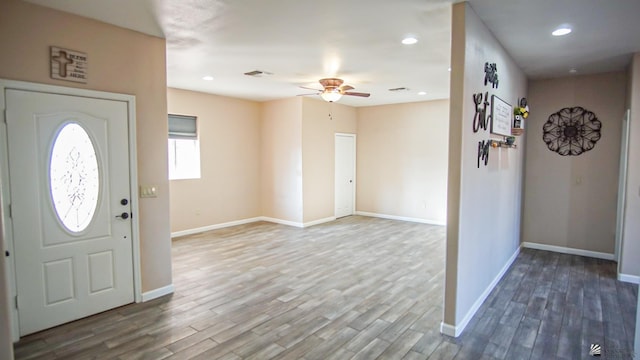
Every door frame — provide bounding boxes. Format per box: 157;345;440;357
0;79;142;341
615;109;631;270
335;133;356;218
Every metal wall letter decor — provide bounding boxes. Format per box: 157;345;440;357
473;92;490;133
473;60;500;169
484;62;498;88
542;106;602;156
477;140;490;168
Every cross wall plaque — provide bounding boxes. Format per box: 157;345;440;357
50;46;87;83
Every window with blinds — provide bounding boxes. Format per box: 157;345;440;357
168;114;201;180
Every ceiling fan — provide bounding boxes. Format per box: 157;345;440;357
299;78;370;102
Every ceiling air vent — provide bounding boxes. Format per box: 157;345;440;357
244;70;273;77
388;87;410;92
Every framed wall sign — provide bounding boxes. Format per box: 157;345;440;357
490;95;512;136
50;46;87;83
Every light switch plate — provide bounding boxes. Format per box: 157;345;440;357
140;185;157;198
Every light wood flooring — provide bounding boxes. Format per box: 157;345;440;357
13;216;638;359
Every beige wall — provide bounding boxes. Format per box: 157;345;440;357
302;98;357;223
260;98;304;223
523;72;627;255
0;0;171;321
356;100;449;224
167;88;261;232
621;54;640;278
444;2;527;335
168;92;447;227
167;94;358;227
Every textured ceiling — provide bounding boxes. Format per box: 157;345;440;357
22;0;640;106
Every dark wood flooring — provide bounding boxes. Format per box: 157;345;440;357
13;216;638;359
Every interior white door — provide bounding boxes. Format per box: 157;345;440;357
335;134;355;218
6;89;134;336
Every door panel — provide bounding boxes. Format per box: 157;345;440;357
335;134;355;218
6;89;134;336
88;250;115;293
44;258;74;305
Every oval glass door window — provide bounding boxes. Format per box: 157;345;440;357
49;123;100;233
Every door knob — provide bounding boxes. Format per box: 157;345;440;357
116;212;129;220
120;199;129;206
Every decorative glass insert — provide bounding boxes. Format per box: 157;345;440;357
49;123;100;233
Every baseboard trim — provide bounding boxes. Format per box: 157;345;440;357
441;246;521;338
355;211;446;226
303;216;336;227
618;273;640;284
171;217;262;238
440;322;457;337
522;242;615;260
141;284;175;302
259;217;304;228
170;212;446;236
170;216;338;238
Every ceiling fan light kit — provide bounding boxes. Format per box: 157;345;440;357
320;89;343;102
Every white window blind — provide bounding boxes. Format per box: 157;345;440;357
168;114;197;139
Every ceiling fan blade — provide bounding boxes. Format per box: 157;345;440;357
344;91;370;97
339;85;355;91
299;86;322;91
296;93;319;96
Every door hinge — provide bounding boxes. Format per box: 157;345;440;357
7;203;11;218
14;295;18;309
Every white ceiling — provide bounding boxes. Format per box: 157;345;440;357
23;0;640;107
467;0;640;79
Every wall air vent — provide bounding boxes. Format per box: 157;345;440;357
388;87;410;92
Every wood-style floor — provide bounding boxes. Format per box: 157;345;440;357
13;216;637;359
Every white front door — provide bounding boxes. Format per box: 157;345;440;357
335;134;355;218
5;89;134;336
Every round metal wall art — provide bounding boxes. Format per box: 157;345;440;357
542;106;601;156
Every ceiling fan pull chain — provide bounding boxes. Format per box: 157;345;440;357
328;102;333;120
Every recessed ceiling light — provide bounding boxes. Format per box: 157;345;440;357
569;68;577;74
202;76;214;81
552;27;572;36
418;91;427;95
402;37;418;45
